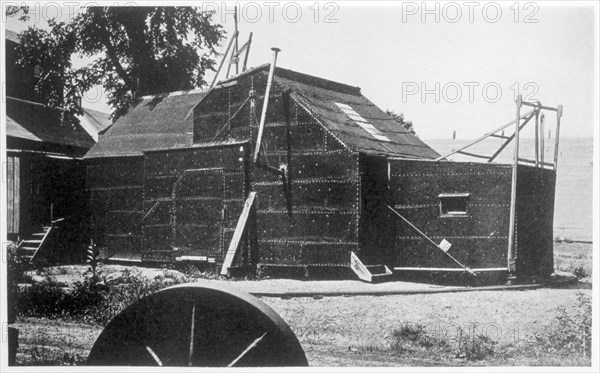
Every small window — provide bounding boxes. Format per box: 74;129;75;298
439;193;470;217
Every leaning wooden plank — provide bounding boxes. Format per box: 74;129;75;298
350;252;372;282
221;192;257;276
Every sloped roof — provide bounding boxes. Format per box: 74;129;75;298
82;107;112;132
271;67;439;159
6;97;95;149
84;90;207;158
216;65;439;159
5;29;19;43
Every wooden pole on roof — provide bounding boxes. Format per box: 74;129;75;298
242;32;253;72
234;6;239;75
209;30;239;90
554;105;563;171
507;94;522;275
226;6;239;78
253;47;281;164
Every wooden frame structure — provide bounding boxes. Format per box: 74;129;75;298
434;94;563;276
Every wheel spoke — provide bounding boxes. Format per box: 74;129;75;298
188;304;196;366
145;346;163;366
227;332;267;367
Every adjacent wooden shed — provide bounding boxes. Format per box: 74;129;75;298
85;63;558;282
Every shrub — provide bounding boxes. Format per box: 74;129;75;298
391;323;448;355
456;328;496;361
536;293;591;358
16;270;188;325
573;265;589;280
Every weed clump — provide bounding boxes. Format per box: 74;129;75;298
536;293;591;359
16;269;188;326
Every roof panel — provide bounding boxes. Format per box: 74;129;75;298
6;97;95;149
275;73;439;158
85;90;207;159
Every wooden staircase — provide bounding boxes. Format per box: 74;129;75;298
17;225;53;262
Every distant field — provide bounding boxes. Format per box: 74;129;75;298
425;137;593;242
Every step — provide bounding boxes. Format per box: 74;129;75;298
19;247;38;253
350;252;393;283
32;233;46;237
22;240;42;244
20;244;40;249
365;264;389;275
369;272;394;284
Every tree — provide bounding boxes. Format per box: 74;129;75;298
385;109;416;135
12;7;224;121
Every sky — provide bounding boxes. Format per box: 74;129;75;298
3;1;598;140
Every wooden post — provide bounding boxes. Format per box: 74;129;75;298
554;105;563;171
209;30;239;90
234;6;239;75
507;94;522;274
242;33;253;72
540;112;545;166
253;47;280;164
534;106;539;168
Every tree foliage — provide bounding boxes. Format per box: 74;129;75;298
13;7;224;121
385;109;416;135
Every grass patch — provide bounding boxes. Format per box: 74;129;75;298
554;242;592;281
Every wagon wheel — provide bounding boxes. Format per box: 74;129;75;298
87;283;308;367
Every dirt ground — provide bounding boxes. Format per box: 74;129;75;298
12;242;594;367
13;284;591;366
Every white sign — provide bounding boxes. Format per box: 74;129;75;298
439;239;452;252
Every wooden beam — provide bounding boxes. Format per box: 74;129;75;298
209;30;239;90
253;48;280;164
434;109;535;161
521;100;559;112
540;113;545;166
534;110;539;167
242;33;253;72
507;94;522;274
387;205;477;276
221;192;257;276
487;113;534;163
456;150;490;160
517;158;553;167
554;105;563;171
394;267;508;272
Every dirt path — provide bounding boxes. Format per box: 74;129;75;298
13;284;591;366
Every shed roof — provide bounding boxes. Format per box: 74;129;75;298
220;65;440;159
86;65;439;159
5;29;19;43
84;90;207;158
6;97;95;150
